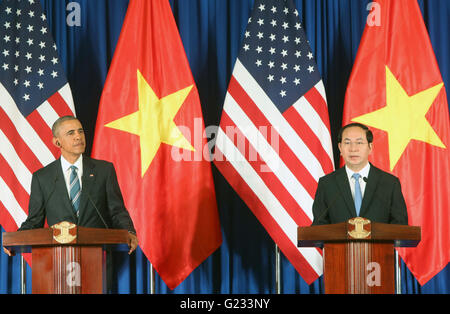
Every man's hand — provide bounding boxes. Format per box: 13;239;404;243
127;232;138;255
3;247;14;257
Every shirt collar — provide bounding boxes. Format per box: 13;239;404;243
61;154;83;172
345;162;370;181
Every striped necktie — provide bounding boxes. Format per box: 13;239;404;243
69;165;81;215
352;173;362;216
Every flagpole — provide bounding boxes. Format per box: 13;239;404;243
20;255;26;294
275;244;281;294
149;261;156;294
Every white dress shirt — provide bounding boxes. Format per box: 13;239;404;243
345;163;370;202
60;155;83;198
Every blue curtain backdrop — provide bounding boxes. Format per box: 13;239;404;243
0;0;449;294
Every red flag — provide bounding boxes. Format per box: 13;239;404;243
92;0;222;289
214;0;334;284
343;0;450;285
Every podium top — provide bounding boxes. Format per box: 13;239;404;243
2;222;129;252
298;218;420;248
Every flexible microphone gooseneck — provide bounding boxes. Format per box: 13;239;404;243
86;192;109;229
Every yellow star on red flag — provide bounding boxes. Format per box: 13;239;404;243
105;69;194;177
352;66;445;170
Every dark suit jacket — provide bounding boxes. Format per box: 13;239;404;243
312;164;408;225
19;156;136;232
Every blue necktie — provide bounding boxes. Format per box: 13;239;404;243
69;166;81;215
352;173;362;216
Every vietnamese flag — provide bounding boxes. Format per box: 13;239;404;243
92;0;222;289
343;0;450;285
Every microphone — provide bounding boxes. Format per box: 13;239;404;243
363;177;368;183
86;192;109;229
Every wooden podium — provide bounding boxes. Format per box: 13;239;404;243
298;218;420;294
2;221;129;294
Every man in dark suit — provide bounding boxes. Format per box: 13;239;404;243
312;123;408;225
3;116;138;256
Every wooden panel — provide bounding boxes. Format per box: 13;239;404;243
370;243;394;294
2;224;129;250
298;223;347;247
32;247;54;294
323;243;346;294
371;224;421;247
298;222;420;247
76;227;129;245
80;247;105;294
323;241;395;294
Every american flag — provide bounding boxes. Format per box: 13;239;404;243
214;0;334;284
0;0;75;232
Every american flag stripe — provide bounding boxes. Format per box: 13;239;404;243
0;130;33;194
0;202;19;231
26;110;59;157
48;85;75;117
216;129;304;243
37;101;62;129
221;96;316;224
221;92;316;221
285;101;333;172
0;107;43;172
0;155;30;212
214;133;323;280
218;112;309;226
227;75;320;199
0;176;28;227
298;84;331;133
0;85;56;166
214;153;322;283
232;59;327;180
293;89;332;149
224;60;321;210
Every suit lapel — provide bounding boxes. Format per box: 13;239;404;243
78;156;96;220
53;158;78;221
335;167;357;217
359;164;380;217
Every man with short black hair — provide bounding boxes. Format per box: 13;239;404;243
3;116;138;256
312;122;408;225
